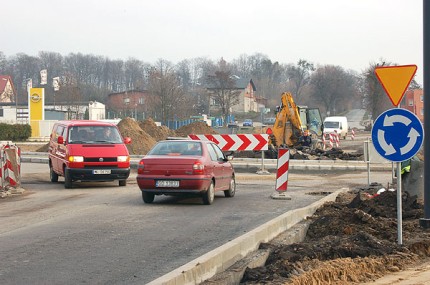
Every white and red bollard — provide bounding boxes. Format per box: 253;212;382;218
329;134;334;148
323;133;325;150
271;148;291;200
351;129;355;140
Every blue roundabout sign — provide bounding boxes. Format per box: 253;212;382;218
371;108;424;162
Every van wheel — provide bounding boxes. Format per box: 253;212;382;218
202;182;215;205
142;191;154;203
64;168;73;189
119;180;127;187
50;166;59;182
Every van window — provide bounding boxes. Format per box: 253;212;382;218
68;126;122;144
53;125;65;140
324;121;339;128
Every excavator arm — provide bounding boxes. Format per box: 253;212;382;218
270;92;305;147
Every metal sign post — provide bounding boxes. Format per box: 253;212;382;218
371;108;424;245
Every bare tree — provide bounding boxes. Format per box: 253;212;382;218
361;60;394;120
147;59;189;122
286;59;315;103
309;65;357;116
205;58;241;123
124;57;146;90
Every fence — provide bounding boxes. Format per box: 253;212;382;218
163;115;235;130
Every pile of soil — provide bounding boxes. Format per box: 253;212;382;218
138;118;176;141
175;121;218;137
117;118;156;155
241;186;430;284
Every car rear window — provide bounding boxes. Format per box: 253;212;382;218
148;141;202;156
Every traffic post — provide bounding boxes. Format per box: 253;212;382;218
374;64;422;243
270;147;291;200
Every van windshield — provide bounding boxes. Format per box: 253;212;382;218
324;121;339;128
68;126;123;144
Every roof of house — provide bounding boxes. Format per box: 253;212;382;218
236;78;256;90
206;77;256;90
108;89;148;97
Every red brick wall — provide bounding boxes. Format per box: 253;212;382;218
403;89;423;122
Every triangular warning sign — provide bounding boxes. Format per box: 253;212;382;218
374;65;417;106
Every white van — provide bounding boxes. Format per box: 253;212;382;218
323;116;348;139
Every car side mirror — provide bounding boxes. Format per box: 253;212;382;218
57;136;64;144
124;137;132;144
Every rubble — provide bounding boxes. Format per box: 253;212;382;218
241;189;430;284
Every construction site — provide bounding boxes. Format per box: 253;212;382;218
15;116;430;284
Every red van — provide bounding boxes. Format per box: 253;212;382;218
48;120;132;188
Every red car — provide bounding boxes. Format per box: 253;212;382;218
136;140;235;205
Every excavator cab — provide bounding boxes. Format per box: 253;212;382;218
268;92;323;152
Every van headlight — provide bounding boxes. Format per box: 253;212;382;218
117;156;129;162
69;156;84;162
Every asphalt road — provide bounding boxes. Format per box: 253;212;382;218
0;162;393;284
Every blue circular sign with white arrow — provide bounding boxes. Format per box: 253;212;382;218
371;108;424;162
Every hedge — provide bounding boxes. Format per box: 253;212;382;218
0;124;32;141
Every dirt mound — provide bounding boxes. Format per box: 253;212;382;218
175;121;218;137
241;188;430;284
117;118;156;155
138;118;176;141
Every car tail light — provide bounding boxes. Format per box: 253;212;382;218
193;161;204;174
137;160;145;174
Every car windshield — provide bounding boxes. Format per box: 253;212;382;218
324;121;339;128
148;141;202;156
68;126;122;144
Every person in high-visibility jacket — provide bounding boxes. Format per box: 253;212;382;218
401;159;411;176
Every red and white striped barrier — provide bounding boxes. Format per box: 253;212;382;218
333;132;340;147
275;148;290;192
0;143;21;190
323;133;340;149
188;134;269;151
322;134;326;150
351;129;355;140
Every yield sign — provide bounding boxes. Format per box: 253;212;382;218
374;65;417;106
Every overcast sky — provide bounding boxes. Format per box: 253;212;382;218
3;0;424;84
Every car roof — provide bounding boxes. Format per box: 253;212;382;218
159;139;207;143
56;120;117;127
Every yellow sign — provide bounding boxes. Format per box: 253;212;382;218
374;65;417;106
29;88;44;137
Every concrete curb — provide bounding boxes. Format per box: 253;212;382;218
147;188;348;285
20;155;392;172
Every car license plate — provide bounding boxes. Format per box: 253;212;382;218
156;180;179;188
93;169;111;174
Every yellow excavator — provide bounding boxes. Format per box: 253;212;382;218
268;92;323;155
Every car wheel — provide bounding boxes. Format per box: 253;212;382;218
119;180;127;187
142;191;155;203
224;176;236;197
64;168;73;189
202;182;215;205
50;165;59;182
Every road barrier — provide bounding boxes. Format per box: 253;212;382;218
351;129;355;140
275;148;290;192
323;133;340;150
0;142;21;191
